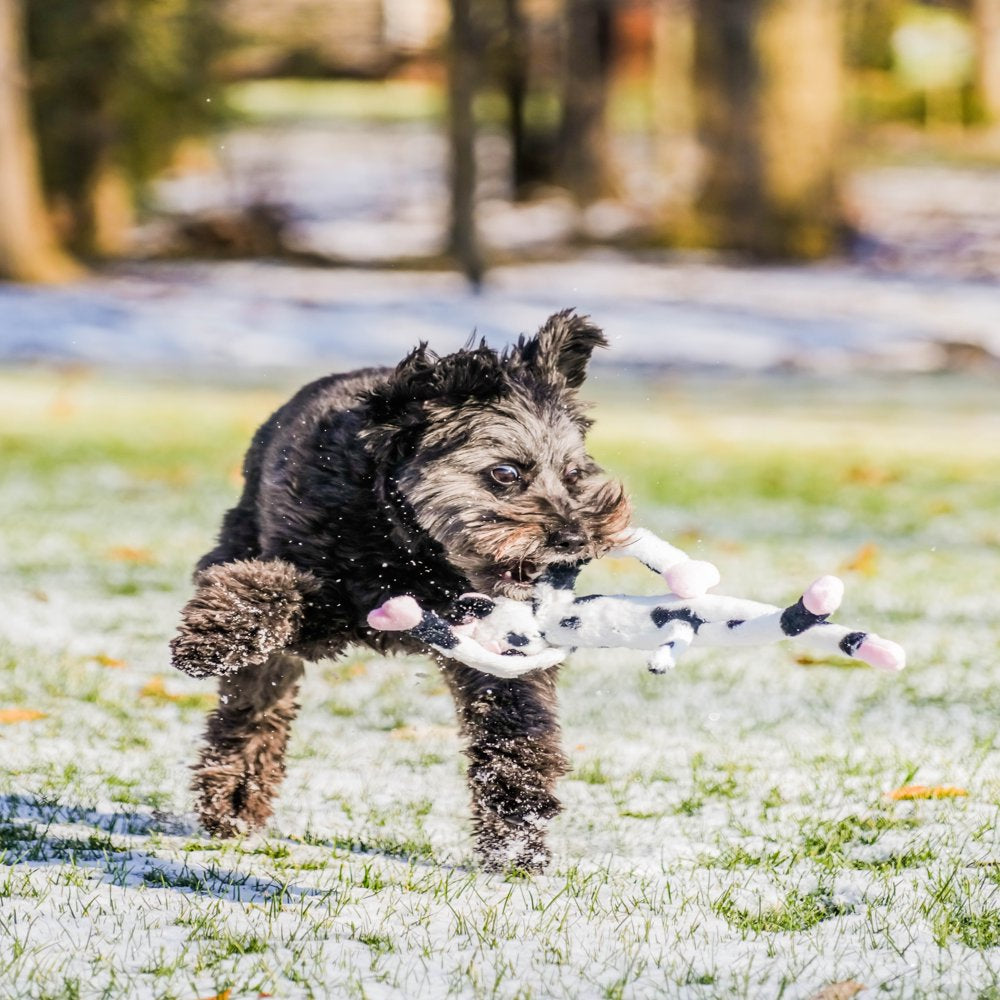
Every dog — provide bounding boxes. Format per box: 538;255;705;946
170;310;631;871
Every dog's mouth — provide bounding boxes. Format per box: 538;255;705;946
474;559;542;598
497;560;539;585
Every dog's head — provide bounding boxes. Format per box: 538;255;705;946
361;310;631;598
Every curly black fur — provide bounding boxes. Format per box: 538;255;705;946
172;309;630;872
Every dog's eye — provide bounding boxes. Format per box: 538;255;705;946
490;464;521;485
564;466;581;484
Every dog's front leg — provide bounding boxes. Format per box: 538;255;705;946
441;662;568;873
171;558;319;678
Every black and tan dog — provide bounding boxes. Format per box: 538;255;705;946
171;310;630;871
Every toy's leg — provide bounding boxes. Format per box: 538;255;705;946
441;662;568;873
368;597;565;678
647;620;695;673
192;651;306;836
795;627;906;672
692;576;844;648
171;559;318;677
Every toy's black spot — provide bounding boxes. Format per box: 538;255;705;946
505;632;530;648
780;598;829;637
413;614;458;649
840;631;866;656
727;619;745;629
650;607;704;631
501;648;526;657
559;616;581;630
573;594;601;604
455;596;495;620
544;564;580;590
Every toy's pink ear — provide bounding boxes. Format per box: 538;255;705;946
857;636;906;672
367;596;423;631
665;559;720;599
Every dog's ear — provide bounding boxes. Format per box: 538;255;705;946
510;309;607;389
360;344;436;465
361;342;508;464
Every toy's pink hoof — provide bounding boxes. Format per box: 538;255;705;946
665;559;720;599
367;596;423;631
858;636;906;672
803;575;844;616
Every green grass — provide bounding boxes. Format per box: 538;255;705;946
2;370;1000;998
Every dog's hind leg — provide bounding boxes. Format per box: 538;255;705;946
192;651;305;837
442;663;568;873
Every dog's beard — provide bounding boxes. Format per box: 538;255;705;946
405;472;632;600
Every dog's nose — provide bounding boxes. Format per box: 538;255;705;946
549;526;587;552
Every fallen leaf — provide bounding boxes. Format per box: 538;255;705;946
199;991;232;1000
886;784;968;801
841;542;879;577
138;677;215;710
107;545;155;564
575;743;587;751
29;589;49;602
139;677;178;701
93;653;127;669
844;463;896;486
0;708;47;724
794;653;865;669
808;981;866;1000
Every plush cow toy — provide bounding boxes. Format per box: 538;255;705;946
367;529;906;679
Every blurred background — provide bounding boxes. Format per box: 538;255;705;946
1;0;1000;375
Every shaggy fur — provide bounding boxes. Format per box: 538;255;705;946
172;309;630;871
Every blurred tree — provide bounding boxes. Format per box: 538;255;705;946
974;0;1000;120
0;0;79;281
447;0;484;286
499;0;533;195
555;0;616;203
681;0;846;259
24;0;225;258
844;0;903;71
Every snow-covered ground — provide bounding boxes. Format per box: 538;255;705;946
2;375;1000;998
3;253;1000;377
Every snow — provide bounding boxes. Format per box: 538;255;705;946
1;253;998;376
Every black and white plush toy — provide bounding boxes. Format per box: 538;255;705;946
367;529;906;679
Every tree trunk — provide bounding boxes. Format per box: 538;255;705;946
556;0;616;204
500;0;531;197
652;0;699;211
974;0;1000;123
0;0;79;281
682;0;845;260
447;0;484;287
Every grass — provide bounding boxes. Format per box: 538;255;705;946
1;369;1000;998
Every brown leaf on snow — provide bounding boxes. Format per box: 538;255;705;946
844;463;897;487
808;981;866;1000
93;653;127;669
138;676;215;710
0;708;47;724
841;542;879;577
107;545;156;564
199;991;232;1000
886;784;968;801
